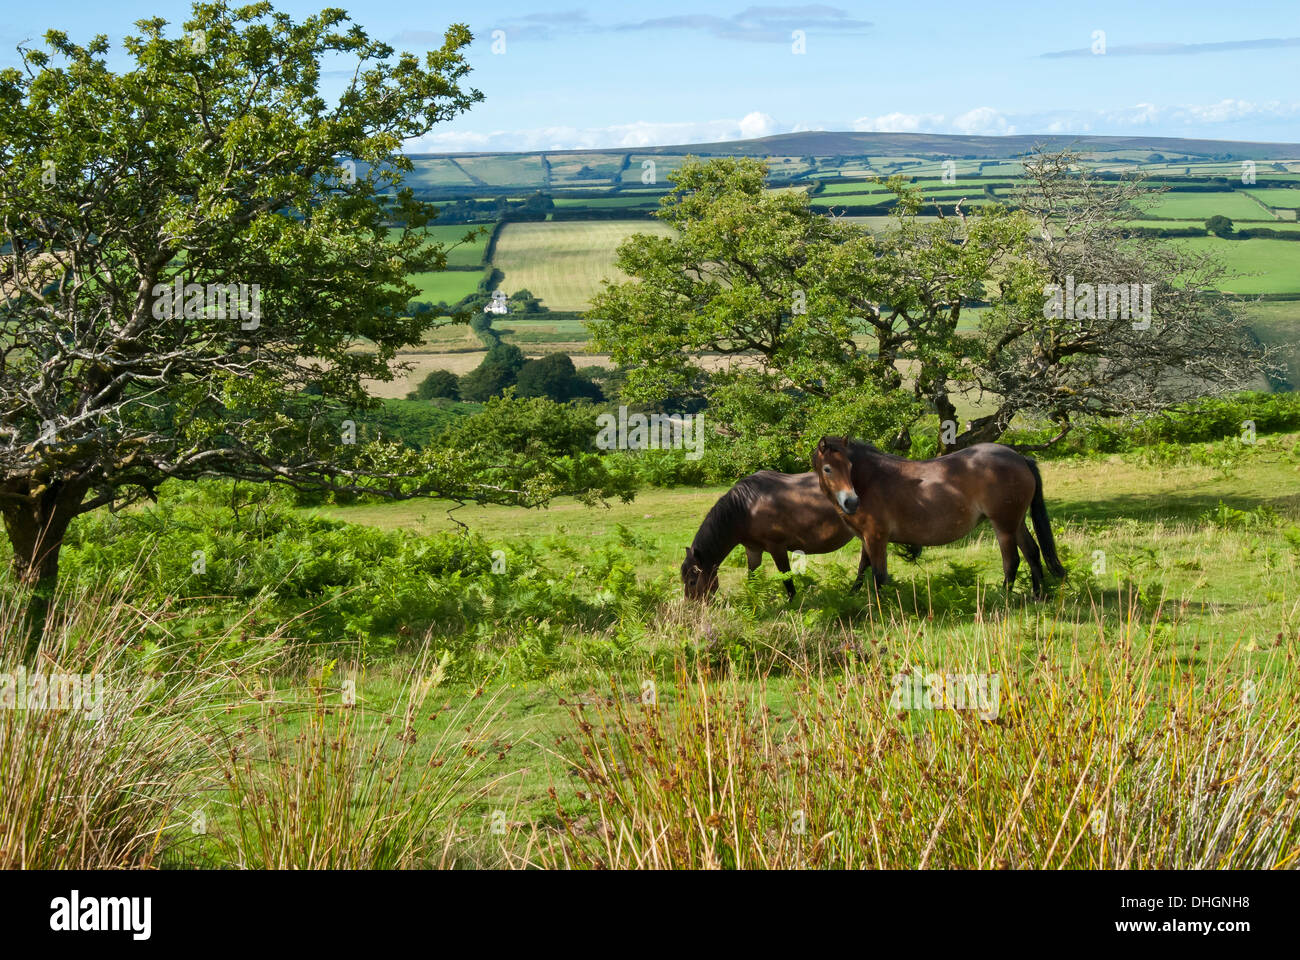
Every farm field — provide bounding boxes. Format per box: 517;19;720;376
1136;191;1277;221
1170;236;1300;294
388;224;493;268
550;196;659;208
1119;218;1300;232
406;266;485;304
1245;188;1300;209
455;154;547;186
492;220;676;311
1242;300;1300;384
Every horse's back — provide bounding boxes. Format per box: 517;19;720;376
738;470;853;553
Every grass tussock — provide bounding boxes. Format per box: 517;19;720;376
209;651;510;869
0;577;279;869
530;594;1300;869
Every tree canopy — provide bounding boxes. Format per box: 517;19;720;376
587;154;1267;469
0;2;626;585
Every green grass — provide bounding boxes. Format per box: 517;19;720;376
1136;191;1277;221
551;195;659;209
1245;188;1300;209
20;431;1300;869
1118;218;1300;233
1169;236;1300;294
297;434;1300;858
455;154;547;187
1241;300;1300;383
389;224;493;268
403;157;477;187
491;220;676;311
817;180;891;195
407;268;485;304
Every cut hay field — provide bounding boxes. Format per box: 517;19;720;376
492;220;676;311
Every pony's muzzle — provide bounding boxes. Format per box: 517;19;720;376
837;491;859;515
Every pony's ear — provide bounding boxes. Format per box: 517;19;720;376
816;436;829;453
684;546;695;561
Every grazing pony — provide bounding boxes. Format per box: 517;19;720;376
682;471;856;600
811;436;1065;596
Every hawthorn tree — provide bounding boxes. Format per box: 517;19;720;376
963;150;1271;448
0;3;626;590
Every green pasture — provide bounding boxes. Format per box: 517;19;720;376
1170;236;1300;294
407;267;486;304
388;224;493;268
1136;191;1277;221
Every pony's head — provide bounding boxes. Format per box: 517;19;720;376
813;436;860;516
681;546;720;601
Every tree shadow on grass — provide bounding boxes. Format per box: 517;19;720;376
1051;488;1300;526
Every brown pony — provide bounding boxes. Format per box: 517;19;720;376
811;436;1066;596
682;471;856;600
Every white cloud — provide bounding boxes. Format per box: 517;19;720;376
853;112;945;133
951;107;1015;136
738;111;777;139
408;114;791;153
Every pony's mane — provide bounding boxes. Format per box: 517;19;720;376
821;436;908;463
690;476;761;568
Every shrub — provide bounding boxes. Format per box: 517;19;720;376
410;369;461;401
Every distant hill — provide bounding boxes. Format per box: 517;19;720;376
414;131;1300;162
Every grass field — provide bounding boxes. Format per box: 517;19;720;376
451;154;547;186
551;196;659;209
285;434;1300;865
1119;218;1300;233
1242;300;1300;383
1246;188;1300;209
1170;236;1300;294
492;220;676;311
406;267;485;304
1136;191;1278;221
388;224;493;268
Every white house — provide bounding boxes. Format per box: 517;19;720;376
484;290;508;315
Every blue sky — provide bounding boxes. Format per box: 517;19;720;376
4;2;1298;150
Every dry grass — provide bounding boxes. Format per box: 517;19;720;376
519;592;1300;869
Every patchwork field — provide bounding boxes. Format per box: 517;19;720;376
492;220;676;311
388;224;493;268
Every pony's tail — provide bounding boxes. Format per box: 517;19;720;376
1027;459;1066;578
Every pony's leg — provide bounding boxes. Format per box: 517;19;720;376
745;546;763;578
1016;522;1045;598
770;550;796;599
995;526;1020;592
852;535;889;592
851;541;871;591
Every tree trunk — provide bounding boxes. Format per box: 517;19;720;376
0;477;91;587
948;404;1018;452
